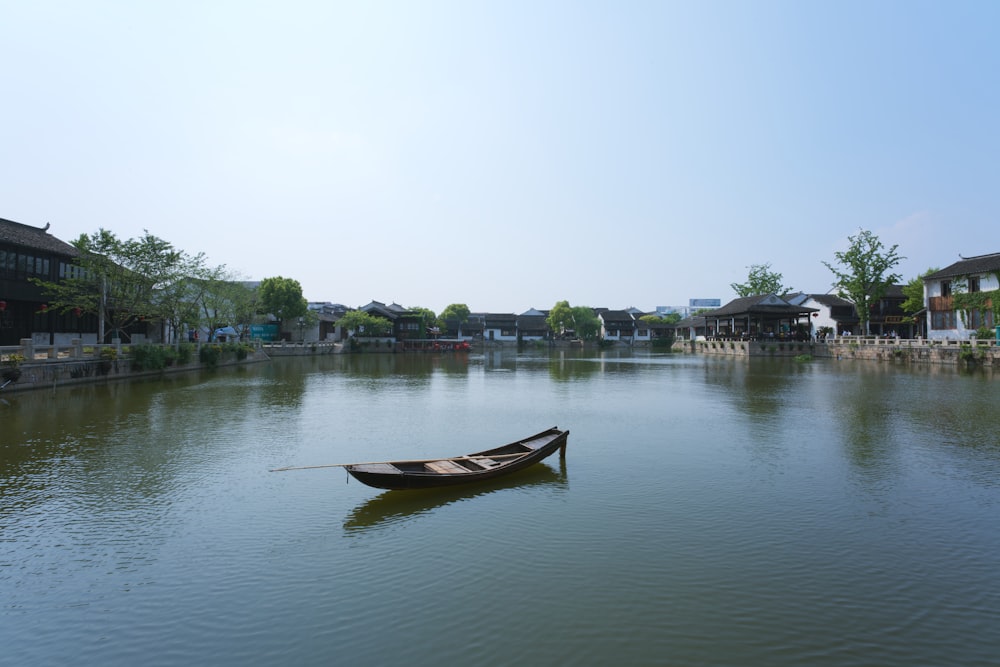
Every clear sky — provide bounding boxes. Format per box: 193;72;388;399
3;1;999;314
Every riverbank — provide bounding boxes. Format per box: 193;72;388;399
5;335;997;395
1;340;267;394
684;335;1000;367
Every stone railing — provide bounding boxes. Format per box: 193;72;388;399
826;335;999;348
1;337;125;362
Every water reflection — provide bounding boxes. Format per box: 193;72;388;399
547;352;602;382
343;459;568;534
340;352;471;379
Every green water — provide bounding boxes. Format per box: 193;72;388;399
2;351;999;666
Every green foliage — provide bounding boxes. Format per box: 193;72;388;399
130;344;176;371
2;352;25;368
128;343;203;370
34;228;202;343
439;303;470;323
194;271;258;343
642;312;681;325
199;344;221;368
651;336;676;350
258;276;308;324
952;287;1000;330
546;301;574;334
731;263;791;297
572;307;601;339
408;306;437;334
176;342;194;364
546;301;600;339
958;344;982;363
339;310;393;337
823;229;904;335
900;268;938;320
794;354;813;362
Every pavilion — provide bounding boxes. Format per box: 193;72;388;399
701;294;818;340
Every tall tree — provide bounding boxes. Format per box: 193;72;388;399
546;300;575;335
438;303;470;334
546;301;600;339
196;272;257;341
34;228;192;342
571;306;601;339
258;276;308;329
155;255;211;345
823;229;904;335
730;263;791;297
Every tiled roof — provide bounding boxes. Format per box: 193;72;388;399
803;293;855;307
923;253;1000;281
600;309;634;321
705;294;817;317
0;217;79;256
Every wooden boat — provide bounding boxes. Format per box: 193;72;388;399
343;427;569;490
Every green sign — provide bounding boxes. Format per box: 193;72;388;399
250;324;279;341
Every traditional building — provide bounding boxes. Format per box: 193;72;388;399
516;308;549;341
700;294;817;340
923;253;1000;340
0;217;100;346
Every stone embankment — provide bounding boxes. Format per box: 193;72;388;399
1;338;267;394
684;336;1000;367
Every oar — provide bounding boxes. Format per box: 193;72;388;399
270;451;532;472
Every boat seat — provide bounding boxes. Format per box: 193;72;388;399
469;457;500;468
425;460;469;474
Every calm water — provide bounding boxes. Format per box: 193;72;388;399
2;351;999;666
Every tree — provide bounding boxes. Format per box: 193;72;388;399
546;301;575;336
258;276;308;328
730;263;791;297
571;306;601;339
823;229;904;336
641;312;681;325
196;272;258;341
438;303;470;334
546;301;600;339
900;268;937;327
155;260;211;345
34;228;194;342
338;310;393;337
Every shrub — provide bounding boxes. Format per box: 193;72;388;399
131;344;173;371
176;343;194;364
200;344;222;368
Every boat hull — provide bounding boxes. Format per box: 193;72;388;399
345;428;569;490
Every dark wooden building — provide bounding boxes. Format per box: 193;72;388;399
0;217;100;346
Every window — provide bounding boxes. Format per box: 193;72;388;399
931;311;956;330
969;276;981;293
969;309;994;329
941;280;952;297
